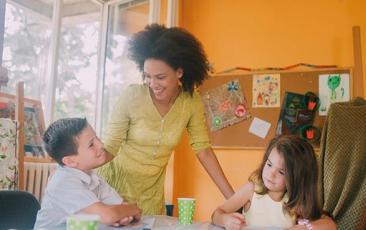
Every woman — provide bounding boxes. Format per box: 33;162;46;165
98;24;234;215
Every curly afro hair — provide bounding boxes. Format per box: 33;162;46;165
128;24;210;95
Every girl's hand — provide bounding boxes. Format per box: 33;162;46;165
286;225;307;230
223;213;246;230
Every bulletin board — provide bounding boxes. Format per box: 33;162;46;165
199;67;352;149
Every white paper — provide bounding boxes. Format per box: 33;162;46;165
249;117;271;139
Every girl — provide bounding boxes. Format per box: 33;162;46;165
212;135;336;230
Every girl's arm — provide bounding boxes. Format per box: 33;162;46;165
288;215;337;230
196;148;235;199
309;215;337;230
212;182;254;229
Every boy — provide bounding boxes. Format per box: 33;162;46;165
34;118;141;229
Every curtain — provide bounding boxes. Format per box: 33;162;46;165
0;118;18;190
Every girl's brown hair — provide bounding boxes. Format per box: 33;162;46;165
249;135;321;220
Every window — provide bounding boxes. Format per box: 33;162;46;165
101;1;149;136
2;1;53;103
0;0;151;132
55;1;102;125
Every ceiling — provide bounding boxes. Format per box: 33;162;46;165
10;0;103;18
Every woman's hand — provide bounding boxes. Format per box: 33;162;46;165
222;213;246;230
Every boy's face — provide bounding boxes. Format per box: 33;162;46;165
63;124;108;173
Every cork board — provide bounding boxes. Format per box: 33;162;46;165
199;68;352;148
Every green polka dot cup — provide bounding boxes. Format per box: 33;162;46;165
178;198;196;225
67;214;100;230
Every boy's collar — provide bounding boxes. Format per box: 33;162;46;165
59;166;99;186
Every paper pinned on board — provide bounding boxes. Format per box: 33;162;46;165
249;117;271;139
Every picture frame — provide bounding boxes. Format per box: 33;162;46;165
0;92;46;158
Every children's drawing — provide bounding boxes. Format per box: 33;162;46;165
252;74;280;108
202;79;250;131
275;92;320;145
0;100;45;157
319;73;350;116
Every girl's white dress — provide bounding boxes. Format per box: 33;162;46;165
243;192;295;228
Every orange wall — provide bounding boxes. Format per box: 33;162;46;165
172;0;366;221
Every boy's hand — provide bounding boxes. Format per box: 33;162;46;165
112;216;134;227
121;203;141;221
223;213;246;230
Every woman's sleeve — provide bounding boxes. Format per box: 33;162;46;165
186;92;211;153
103;86;132;156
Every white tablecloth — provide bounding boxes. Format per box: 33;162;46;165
100;215;221;230
100;215;283;230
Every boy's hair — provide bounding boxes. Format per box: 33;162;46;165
249;134;321;220
128;23;210;96
43;118;87;165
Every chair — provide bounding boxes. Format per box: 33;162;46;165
0;190;41;229
319;98;366;230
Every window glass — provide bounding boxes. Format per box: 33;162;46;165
54;1;102;124
101;1;149;136
2;1;53;103
1;0;148;129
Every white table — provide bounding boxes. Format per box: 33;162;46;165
100;215;222;230
100;215;283;230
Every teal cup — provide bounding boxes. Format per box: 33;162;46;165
67;214;100;230
178;198;196;225
165;204;174;216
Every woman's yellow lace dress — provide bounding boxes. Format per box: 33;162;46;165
98;84;210;215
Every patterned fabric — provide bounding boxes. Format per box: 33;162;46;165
98;84;211;215
0;118;18;190
319;97;366;230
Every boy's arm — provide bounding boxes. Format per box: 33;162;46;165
82;202;141;225
212;182;254;228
